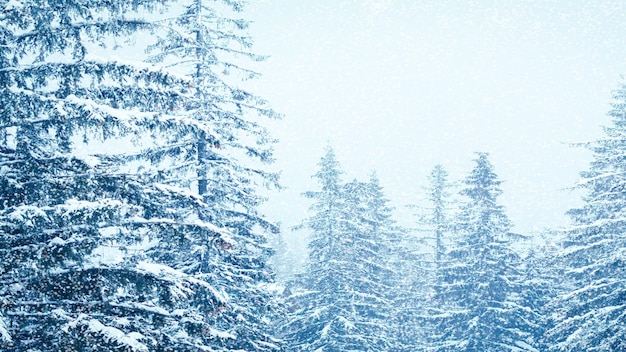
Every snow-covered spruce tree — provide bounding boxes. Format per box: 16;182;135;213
398;165;454;350
522;235;562;352
0;1;282;350
282;148;397;351
394;239;430;351
141;0;289;346
270;231;296;283
137;1;283;350
356;173;415;352
281;146;350;351
545;83;626;351
356;174;403;350
0;1;222;350
420;164;454;302
428;165;452;275
431;153;537;352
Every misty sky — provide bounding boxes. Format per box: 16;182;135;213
242;0;626;245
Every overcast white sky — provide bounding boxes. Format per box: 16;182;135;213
242;0;626;246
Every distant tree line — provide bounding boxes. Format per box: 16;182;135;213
277;93;626;351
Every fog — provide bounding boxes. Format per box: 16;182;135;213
243;0;626;252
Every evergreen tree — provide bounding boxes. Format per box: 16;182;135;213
0;2;196;350
432;153;537;351
522;235;562;351
546;82;626;351
356;174;402;350
283;148;397;351
424;164;454;302
0;1;281;350
400;165;453;350
428;165;452;274
270;231;296;283
281;147;349;351
143;1;283;349
394;238;429;351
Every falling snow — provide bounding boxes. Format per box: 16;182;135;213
1;1;626;351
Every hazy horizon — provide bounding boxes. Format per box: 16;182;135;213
242;1;626;253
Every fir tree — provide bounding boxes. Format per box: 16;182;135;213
281;147;350;351
522;235;562;351
400;165;454;350
429;165;451;273
283;148;397;351
546;82;626;351
0;1;202;350
0;1;282;350
351;174;401;350
432;153;537;351
143;1;283;349
270;231;296;283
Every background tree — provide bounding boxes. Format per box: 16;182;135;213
282;147;398;351
431;153;537;351
270;230;297;283
522;233;562;351
545;82;626;351
400;165;454;350
428;165;452;272
281;146;350;351
357;174;403;350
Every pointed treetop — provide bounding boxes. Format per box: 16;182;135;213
364;171;394;218
430;164;449;185
312;145;343;194
428;164;450;204
461;152;504;202
458;152;512;238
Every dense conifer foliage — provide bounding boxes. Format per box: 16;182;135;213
282;147;399;351
143;1;282;350
430;153;537;351
396;165;453;350
0;1;281;350
546;83;626;351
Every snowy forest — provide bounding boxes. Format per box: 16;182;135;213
0;0;625;351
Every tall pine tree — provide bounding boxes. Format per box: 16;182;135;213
282;147;397;351
400;165;454;350
0;1;281;350
432;153;537;351
0;1;215;350
142;1;283;349
546;82;626;351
